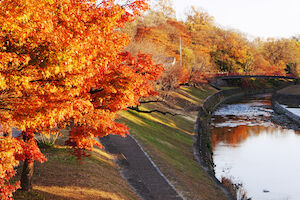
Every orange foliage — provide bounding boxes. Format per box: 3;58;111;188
189;71;210;84
134;20;192;60
0;0;163;196
0;137;23;200
175;65;190;85
158;65;189;90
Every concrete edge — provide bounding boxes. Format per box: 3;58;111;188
272;100;300;126
193;111;235;200
128;135;186;200
194;90;240;200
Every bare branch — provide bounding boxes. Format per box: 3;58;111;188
29;79;60;83
128;106;181;116
138;99;163;104
90;88;104;95
0;107;12;111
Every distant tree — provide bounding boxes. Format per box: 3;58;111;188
185;6;214;32
294;39;300;76
210;29;253;73
152;0;176;19
263;39;297;64
182;47;196;67
260;38;298;75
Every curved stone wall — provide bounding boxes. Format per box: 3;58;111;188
272;100;300;126
193;88;278;200
274;93;300;107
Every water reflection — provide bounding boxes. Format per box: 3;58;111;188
212;94;300;200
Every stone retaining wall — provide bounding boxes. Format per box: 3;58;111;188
193;88;247;200
194;88;276;169
193;87;279;200
273;93;300;107
272;100;300;126
202;88;242;113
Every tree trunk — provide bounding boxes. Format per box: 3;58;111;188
20;159;34;191
7;127;12;137
20;132;34;191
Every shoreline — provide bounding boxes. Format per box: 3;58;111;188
193;85;300;199
271;100;300;131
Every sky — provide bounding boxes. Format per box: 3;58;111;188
170;0;300;39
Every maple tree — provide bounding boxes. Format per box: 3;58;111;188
0;137;23;200
0;0;163;197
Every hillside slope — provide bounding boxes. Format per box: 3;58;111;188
119;85;229;200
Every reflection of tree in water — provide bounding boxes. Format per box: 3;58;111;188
212;93;300;150
212;125;285;149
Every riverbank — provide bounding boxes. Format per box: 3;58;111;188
271;84;300;129
193;86;296;199
117;85;230;200
211;93;300;200
277;84;300;95
271;102;300;129
274;85;300;106
194;87;277;170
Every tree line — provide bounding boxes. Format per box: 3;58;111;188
124;0;300;89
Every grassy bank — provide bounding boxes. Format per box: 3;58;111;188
277;84;300;95
14;145;139;200
119;85;229;200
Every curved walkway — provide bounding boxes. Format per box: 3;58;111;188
100;135;183;200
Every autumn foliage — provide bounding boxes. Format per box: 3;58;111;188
0;137;22;200
0;0;164;197
129;4;300;85
0;0;299;198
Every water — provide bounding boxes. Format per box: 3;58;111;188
212;94;300;200
280;104;300;117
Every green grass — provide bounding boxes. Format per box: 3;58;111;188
278;84;300;95
118;85;229;200
180;85;217;103
220;86;239;90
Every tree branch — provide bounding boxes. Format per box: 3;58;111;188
128;106;181;116
29;79;60;83
17;63;27;72
0;107;12;111
90;88;104;95
138;99;163;104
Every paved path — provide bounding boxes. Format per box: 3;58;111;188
100;135;183;200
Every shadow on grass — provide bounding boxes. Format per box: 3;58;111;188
14;146;138;200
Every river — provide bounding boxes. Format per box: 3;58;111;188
212;94;300;200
